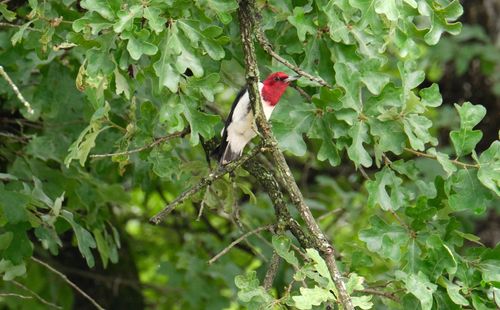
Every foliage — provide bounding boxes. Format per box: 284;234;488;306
0;0;499;309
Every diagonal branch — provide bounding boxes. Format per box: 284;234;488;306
90;128;190;158
31;257;105;310
237;1;353;309
149;144;266;224
208;224;274;265
253;22;331;88
0;65;34;114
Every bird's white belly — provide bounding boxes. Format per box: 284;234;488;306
225;111;256;154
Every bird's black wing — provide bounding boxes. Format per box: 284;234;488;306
213;86;248;161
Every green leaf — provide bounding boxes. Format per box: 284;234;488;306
272;235;299;267
375;0;399;21
359;216;408;261
148;147;181;179
366;167;404;211
178;20;226;60
419;84;442;108
450;102;486;157
0;190;29;224
335;62;362;112
114;69;130;99
234;271;273;306
347;122;372;168
398;61;425;100
479;260;500;283
273;105;315;156
0;260;26;281
352;295;373;310
349;0;383;30
153;26;182;92
0;232;13;250
93;229;109;268
181;96;219;145
10;22;32;46
369;119;406;155
123;29;158;60
61;210;97;268
305;249;331;282
396;271;437;310
444;280;469;306
403;114;436;151
420;0;463;45
323;2;351;43
477;141;500;196
113;4;142;33
447;170;492;214
202;0;238;24
288;7;316;41
308;113;341;166
293;286;335;309
65;103;110;167
143;6;167;34
0;3;16;21
427;148;457;177
80;0;116;20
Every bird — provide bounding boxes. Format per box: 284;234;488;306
215;72;299;165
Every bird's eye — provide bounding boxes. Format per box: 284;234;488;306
274;77;279;81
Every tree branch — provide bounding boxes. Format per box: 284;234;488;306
31;257;105;310
90;128;190;158
208;224;274;265
237;2;353;308
0;65;34;114
252;22;331;88
263;252;281;290
12;281;62;309
149;144;266;224
403;147;480;168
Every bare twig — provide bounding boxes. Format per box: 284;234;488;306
238;2;353;308
253;27;330;88
90;128;189;158
0;22;42;32
0;65;34;114
208;224;274;265
11;281;62;309
263;252;281;290
356;288;399;302
0;292;33;299
150;144;266;224
404;147;480;168
31;257;105;310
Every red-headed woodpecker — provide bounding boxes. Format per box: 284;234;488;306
216;72;299;165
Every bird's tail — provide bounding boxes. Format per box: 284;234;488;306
220;142;241;165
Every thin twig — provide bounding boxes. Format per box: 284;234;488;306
404;147;480;168
0;292;33;299
356;288;399;302
208;224;274;265
31;257;105;310
0;22;42;32
254;26;331;88
290;84;313;102
90;128;189;158
0;65;34;114
12;281;62;309
149;144;267;224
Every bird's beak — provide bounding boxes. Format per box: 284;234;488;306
284;75;300;83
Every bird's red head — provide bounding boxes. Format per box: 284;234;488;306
261;72;298;106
